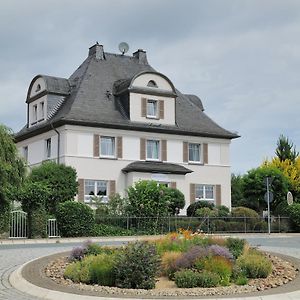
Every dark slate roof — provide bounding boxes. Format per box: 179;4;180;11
122;161;193;175
15;45;239;141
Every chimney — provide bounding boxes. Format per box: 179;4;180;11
133;49;148;64
89;42;105;60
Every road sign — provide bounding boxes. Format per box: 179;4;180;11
287;191;293;205
264;191;274;203
264;177;274;186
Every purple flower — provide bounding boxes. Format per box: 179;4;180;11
208;245;233;260
68;246;86;262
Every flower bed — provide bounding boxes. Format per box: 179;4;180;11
44;231;299;297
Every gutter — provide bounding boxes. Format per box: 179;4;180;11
50;123;60;164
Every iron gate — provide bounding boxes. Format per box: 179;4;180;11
9;210;28;239
47;219;60;238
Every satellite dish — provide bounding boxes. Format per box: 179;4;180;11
118;42;129;55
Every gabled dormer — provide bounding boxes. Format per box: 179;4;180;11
26;75;70;127
114;70;177;126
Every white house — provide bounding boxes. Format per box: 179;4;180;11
15;43;239;214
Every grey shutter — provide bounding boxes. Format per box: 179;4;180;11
78;178;84;203
190;183;195;204
141;98;147;117
161;140;167;161
93;134;100;157
203;143;208;164
159;100;164;119
109;180;116;198
140;138;146;160
216;184;221;206
117;136;123;159
183;142;188;162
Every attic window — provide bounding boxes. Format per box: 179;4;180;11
147;80;158;88
35;84;41;92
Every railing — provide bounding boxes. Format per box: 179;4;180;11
47;219;60;238
95;215;292;235
9;210;28;239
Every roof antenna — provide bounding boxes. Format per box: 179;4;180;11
118;42;129;55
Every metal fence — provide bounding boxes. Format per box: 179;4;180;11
47;219;60;238
9;210;28;239
95;215;292;234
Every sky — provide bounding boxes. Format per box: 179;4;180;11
0;0;299;174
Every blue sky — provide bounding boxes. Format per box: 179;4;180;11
0;0;299;174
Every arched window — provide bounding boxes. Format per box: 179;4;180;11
147;80;158;88
35;84;41;92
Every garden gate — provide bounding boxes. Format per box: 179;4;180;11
47;219;60;238
9;210;28;238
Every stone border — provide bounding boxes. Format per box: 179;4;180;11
10;250;300;300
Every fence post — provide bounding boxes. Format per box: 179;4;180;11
278;215;281;233
207;216;210;234
126;216;129;231
244;216;247;233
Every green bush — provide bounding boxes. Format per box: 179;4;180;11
64;260;82;282
93;223;133;236
163;187;185;215
186;201;215;217
174;270;220;288
195;207;218;218
231;207;259;218
286;203;300;231
236;253;272;278
56;201;95;237
115;241;160;289
89;253;116;286
216;205;230;217
226;237;246;259
30;208;48;238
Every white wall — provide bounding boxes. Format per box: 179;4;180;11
131;73;173;91
29;77;46;98
28;95;47;127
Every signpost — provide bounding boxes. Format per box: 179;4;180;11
264;177;274;235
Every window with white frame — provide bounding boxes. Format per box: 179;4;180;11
146;139;160;160
84;180;108;203
147;99;158;118
195;184;215;203
189;143;201;162
45;138;51;159
39;102;45;120
23;146;28;162
100;136;115;158
32;104;38;123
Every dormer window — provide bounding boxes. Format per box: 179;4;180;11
35;84;41;92
39;102;45;120
147;99;158;118
33;105;38;123
147;80;158;88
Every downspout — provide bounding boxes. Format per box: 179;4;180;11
51;123;60;164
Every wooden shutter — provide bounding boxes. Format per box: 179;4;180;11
215;184;221;206
203;143;208;164
190;183;195;204
183;142;188;162
109;180;116;197
170;182;177;189
77;178;84;203
93;134;100;157
159;100;164;119
117;136;123;159
140;138;146;160
161;139;167;161
141;98;147;117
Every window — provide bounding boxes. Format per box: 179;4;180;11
147;80;158;88
32;105;38;123
147;99;157;118
195;184;215;202
84;180;108;203
39;102;45;120
189;143;201;162
100;136;115;157
23;146;28;162
45;138;51;159
147;140;160;160
35;84;41;92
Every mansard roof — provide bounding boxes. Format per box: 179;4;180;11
15;44;239;141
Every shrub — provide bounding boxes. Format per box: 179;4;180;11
93;223;133;236
195;207;218;218
216;205;230;217
161;251;183;278
196;270;221;287
89;253;116;286
231;207;259;219
208;245;233;260
236;253;272;278
235;275;248;285
202;256;233;286
174;270;200;288
69;246;87;262
226;237;246;259
115;241;160;289
56;201;95;237
163;187;185;215
187;201;215;217
64;261;82;282
286;203;300;231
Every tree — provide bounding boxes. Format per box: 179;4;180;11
231;174;247;207
29;161;78;214
163;188;185;215
0;125;25;234
275;134;299;163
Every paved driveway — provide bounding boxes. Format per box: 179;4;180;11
0;234;300;300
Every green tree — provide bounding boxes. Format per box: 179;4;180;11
163;187;185;215
17;181;51;238
242;166;289;213
231;174;246;207
29;161;78;214
275;134;299;163
0;125;25;234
